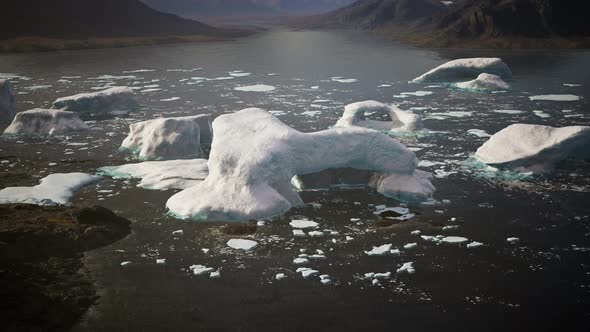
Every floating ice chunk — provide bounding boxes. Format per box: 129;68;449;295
234;84;276;92
365;244;393;256
411;230;422;235
229;71;251;77
397;262;415;274
493;109;524;115
441;236;469;244
533;110;551;118
403;243;418;249
411;58;512;83
52;87;138;113
467;129;492;138
166;108;434;221
156;259;166;265
454;73;510;91
293;230;306;237
506;237;520;243
172;230;184;236
121;115;213;160
189;265;215;276
390;249;401;255
529;94;581;102
121;261;132;267
331;77;358;83
0;79;16;123
563;83;582;87
335;100;423;132
293;257;309;265
0;173;101;206
400;91;433;97
290;219;318;229
227;239;258;251
160;97;181;102
466;241;483;248
299;268;319;278
209;271;221;278
378;84;392;88
474;124;590;174
3;109;89;135
308;231;324;237
99;159;209;190
275;273;286;280
373;272;392;279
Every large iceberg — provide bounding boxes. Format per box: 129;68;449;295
0;79;16;123
0;173;101;206
3;108;89;135
454;73;510;92
99;159;208;190
52;86;138;113
411;58;512;83
335;101;423;132
166;108;435;221
474;124;590;173
120;115;213;160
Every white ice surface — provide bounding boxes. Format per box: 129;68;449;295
3;108;89;135
52;86;138;113
335;100;423;132
529;94;580;102
411;58;512;83
227;239;258;251
455;73;510;91
234;84;276;92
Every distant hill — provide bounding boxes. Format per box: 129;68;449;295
0;0;233;39
304;0;590;48
140;0;356;18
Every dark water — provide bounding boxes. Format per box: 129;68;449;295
1;29;589;331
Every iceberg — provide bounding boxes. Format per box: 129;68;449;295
454;73;510;91
166;108;434;221
99;159;208;190
3;109;89;135
474;124;590;173
0;173;101;206
52;86;138;113
411;58;512;83
121;115;213;160
335;100;423;132
0;79;16;123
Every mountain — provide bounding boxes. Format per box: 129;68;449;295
140;0;356;18
0;0;236;39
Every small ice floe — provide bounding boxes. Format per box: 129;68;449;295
331;77;358;83
210;271;221;278
563;83;582;87
411;58;512;83
0;173;101;206
506;237;520;243
365;244;393;256
533;110;551;118
400;91;433;97
442;225;460;231
411;230;422;235
189;265;215;276
229;71;251;77
172;230;184;236
466;241;484;248
276;273;286;280
156;259;166;265
290;219;319;229
52;86;138;113
396;262;416;274
227;239;258;251
293;230;306;237
201;248;210;254
403;243;418;249
121;261;132;267
334;100;423;132
320;275;332;285
308;231;324;237
293;257;309;265
296;267;319;278
529;94;581;102
474;124;590;174
467;129;492;138
390;249;401;255
24;85;53;91
454;73;510;92
492;109;524;114
234;84;276;92
428;111;473;118
302;110;321;117
440;236;469;244
373;206;415;221
3;109;89;135
121;114;213;160
160;97;181;102
100;159;208;190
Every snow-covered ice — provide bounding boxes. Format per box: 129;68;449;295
474;124;590;173
121;115;212;160
227;239;258;251
466;241;484;248
397;262;416;274
441;236;469;244
507;237;520;243
52;87;138;113
234;84;276;92
454;73;510;91
365;244;393;256
290;219;318;229
167;108;434;221
335;100;423;132
331;77;358;83
529;94;581;102
3;109;89;135
0;173;101;206
0;79;16;123
411;58;512;83
99;159;209;190
189;265;215;276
